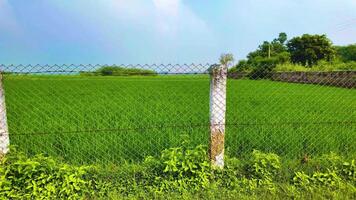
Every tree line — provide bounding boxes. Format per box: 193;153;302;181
230;33;356;76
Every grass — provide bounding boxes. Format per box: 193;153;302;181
3;75;356;164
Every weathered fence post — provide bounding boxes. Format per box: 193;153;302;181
0;73;9;155
209;63;227;169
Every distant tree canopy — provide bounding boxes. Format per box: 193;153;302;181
335;44;356;62
247;32;289;62
244;33;337;67
287;34;335;66
229;33;354;76
81;66;157;76
233;32;290;73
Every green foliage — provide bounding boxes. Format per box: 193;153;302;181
287;34;336;66
231;33;353;75
335;44;356;62
316;60;356;70
155;146;210;191
247;33;288;61
276;32;287;44
274;51;291;63
341;160;356;182
1;146;356;199
150;136;211;192
248;57;278;79
241;151;281;192
246;150;281;180
0;149;95;199
275;60;356;72
293;171;342;189
313;153;355;183
229;52;290;79
229;59;249;73
81;66;157;76
292;153;355;194
242;33;290;75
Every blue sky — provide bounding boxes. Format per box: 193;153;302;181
0;0;355;65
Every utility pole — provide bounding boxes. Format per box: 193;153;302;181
268;44;271;58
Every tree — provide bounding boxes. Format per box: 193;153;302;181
335;44;356;62
276;32;287;44
229;33;290;75
247;33;288;61
287;34;335;66
231;60;249;72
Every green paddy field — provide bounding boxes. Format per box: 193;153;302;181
3;75;355;164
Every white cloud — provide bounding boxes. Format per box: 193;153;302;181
151;0;210;37
153;0;180;17
89;0;210;37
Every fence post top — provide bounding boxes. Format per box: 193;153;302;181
209;64;227;75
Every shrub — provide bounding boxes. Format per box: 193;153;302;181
248;65;276;79
1;145;356;199
81;66;157;76
230;60;250;73
246;150;281;180
275;61;356;72
293;171;343;190
341;160;355;182
246;57;279;79
0;150;95;199
152;136;211;192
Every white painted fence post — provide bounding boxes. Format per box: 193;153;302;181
0;73;9;155
209;64;227;169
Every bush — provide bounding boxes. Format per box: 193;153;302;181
249;65;276;79
275;61;356;72
246;150;281;180
0;150;96;199
230;60;250;73
248;57;279;79
145;135;212;192
1;145;356;199
335;44;356;62
81;66;157;76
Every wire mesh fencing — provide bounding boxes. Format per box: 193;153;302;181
227;67;355;164
0;64;355;165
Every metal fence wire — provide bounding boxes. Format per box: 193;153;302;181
0;64;355;165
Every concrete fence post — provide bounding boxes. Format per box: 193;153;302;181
0;73;9;155
209;64;227;169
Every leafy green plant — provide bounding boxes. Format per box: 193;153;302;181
1;143;356;199
293;170;343;190
154;136;211;192
0;150;96;199
340;160;355;183
246;150;281;180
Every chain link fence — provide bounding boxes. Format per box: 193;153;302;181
0;64;355;165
